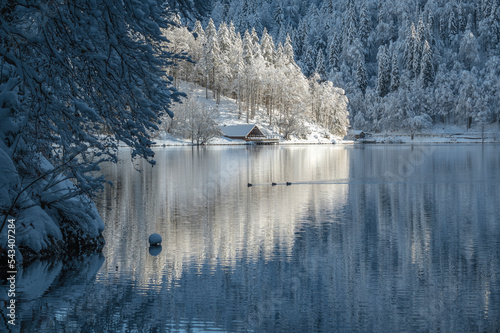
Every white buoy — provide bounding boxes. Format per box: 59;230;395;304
149;233;162;246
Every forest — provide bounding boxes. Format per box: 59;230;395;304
162;16;349;140
181;0;500;132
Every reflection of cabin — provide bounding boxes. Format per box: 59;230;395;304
221;124;279;144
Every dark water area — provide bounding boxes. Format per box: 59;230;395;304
3;144;500;332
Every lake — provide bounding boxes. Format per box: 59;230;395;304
7;144;500;332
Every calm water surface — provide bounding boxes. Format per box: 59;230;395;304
7;145;500;332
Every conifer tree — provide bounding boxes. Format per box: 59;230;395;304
316;51;327;81
242;30;254;65
302;43;316;77
193;20;205;41
390;54;400;92
328;34;342;71
284;34;296;65
420;41;434;87
377;45;391;97
449;8;459;37
458;1;466;32
261;28;276;65
274;0;285;27
342;0;358;48
356;59;368;94
403;23;417;75
202;19;220;96
359;3;371;45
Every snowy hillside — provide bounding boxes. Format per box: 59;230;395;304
154;81;343;145
154;81;500;145
179;0;500;133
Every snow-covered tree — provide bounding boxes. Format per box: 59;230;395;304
420;40;434;87
315;51;327;80
261;28;275;65
359;3;371;45
377;45;391;97
356;59;368;94
328;34;342;71
448;7;459;37
390;53;400;92
169;97;221;144
0;0;183;252
342;0;358;48
403;23;418;75
459;31;480;70
203;0;500;131
202;19;221;97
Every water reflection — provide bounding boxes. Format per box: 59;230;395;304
9;145;500;332
98;146;350;285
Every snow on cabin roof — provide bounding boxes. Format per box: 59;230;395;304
220;124;264;138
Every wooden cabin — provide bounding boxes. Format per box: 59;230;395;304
220;124;279;144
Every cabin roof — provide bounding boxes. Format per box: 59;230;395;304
220;124;264;138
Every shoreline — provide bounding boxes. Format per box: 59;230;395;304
149;130;500;147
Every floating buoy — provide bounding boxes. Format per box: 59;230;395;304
149;233;162;246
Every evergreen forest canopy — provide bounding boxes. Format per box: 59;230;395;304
194;0;500;131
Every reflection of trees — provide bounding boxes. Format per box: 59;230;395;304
0;255;104;332
18;145;495;332
98;146;350;285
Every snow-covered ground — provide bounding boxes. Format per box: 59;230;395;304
346;123;500;144
153;82;500;146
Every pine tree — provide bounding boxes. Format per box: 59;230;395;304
296;18;309;58
242;30;254;65
420;40;434;87
218;22;231;54
193;20;205;41
403;23;417;75
261;28;275;65
459;31;480;70
359;3;370;45
439;15;448;40
250;27;261;57
302;43;316;77
274;0;284;27
458;1;466;32
411;23;422;78
481;0;493;20
417;15;427;43
315;51;326;80
390;54;400;92
356;59;368;94
284;34;296;65
377;45;391;97
449;7;459;37
328;33;342;71
203;19;220;95
342;0;358;48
